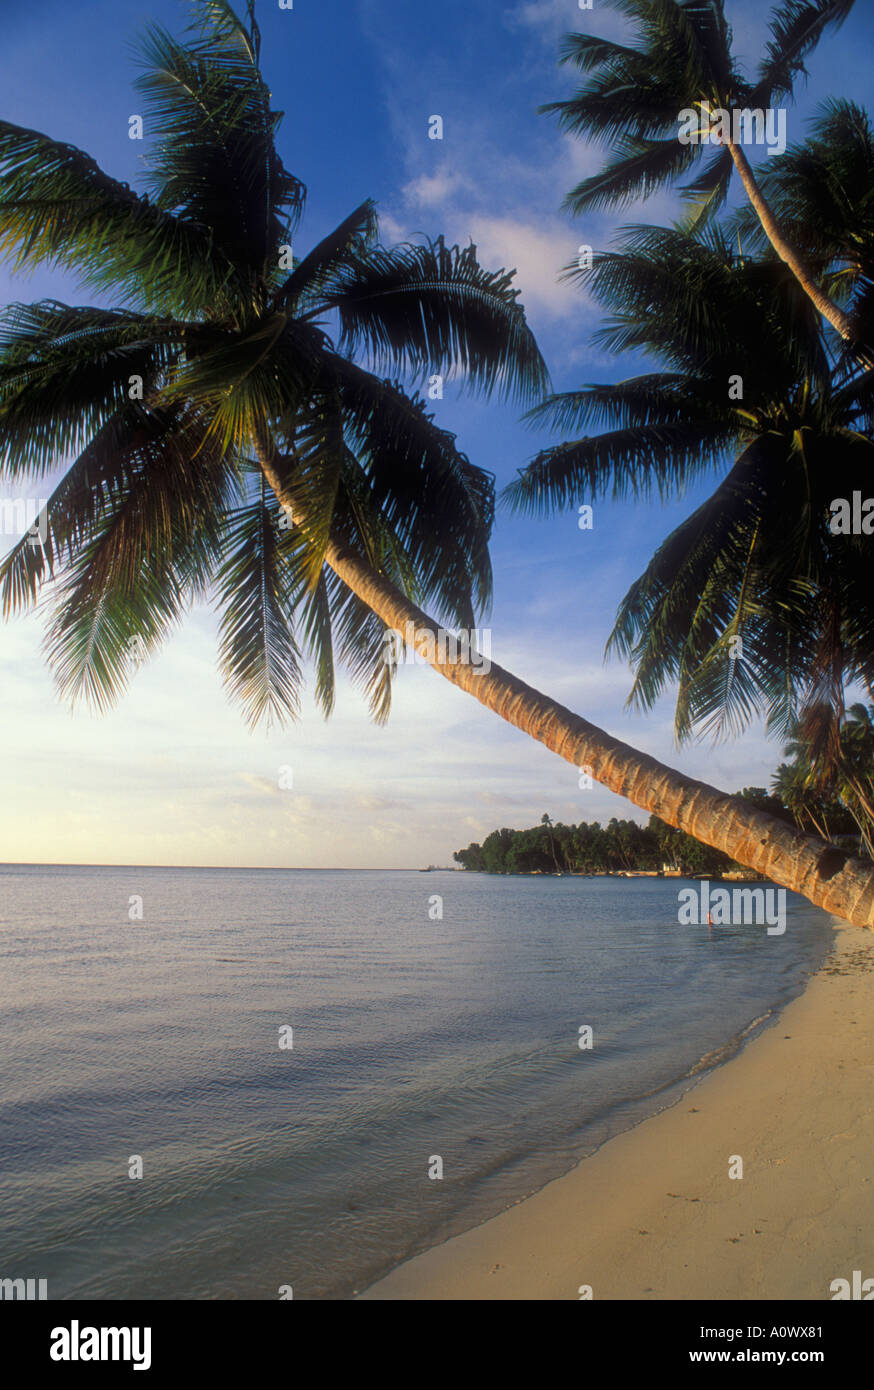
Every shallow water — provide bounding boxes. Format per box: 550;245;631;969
0;866;833;1299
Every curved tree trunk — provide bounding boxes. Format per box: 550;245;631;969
727;140;856;342
258;453;874;928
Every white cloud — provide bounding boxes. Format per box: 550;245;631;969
385;158;592;323
401;165;474;208
472;214;580;317
504;0;630;42
505;0;569;30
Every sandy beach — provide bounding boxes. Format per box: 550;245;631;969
362;922;874;1300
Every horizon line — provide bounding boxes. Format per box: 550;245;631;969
0;861;458;872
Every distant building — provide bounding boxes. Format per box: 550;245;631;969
661;863;683;876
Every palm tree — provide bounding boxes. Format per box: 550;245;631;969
771;759;838;842
543;0;859;344
2;1;874;925
732;98;874;348
0;0;546;726
776;705;874;853
839;704;874;852
540;812;563;871
505;223;874;915
507;224;874;746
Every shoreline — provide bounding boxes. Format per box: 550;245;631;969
361;922;874;1300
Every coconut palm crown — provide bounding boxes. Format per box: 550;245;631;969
543;0;858;341
0;0;547;726
506;224;874;744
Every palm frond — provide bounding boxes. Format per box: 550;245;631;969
753;0;855;105
563;136;697;215
42;415;233;711
505;420;735;516
271;200;378;310
132;13;303;276
0;121;232;315
215;478;302;728
0;301;184;478
0;402;236;613
311;355;494;622
320;235;549;404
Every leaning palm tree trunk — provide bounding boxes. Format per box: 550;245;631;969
726;141;856;342
259;455;874;928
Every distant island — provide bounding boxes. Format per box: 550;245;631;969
454;788;863;878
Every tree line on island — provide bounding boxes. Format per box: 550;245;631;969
453;799;843;877
455;718;874;875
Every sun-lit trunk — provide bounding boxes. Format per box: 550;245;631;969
258;452;874;928
727;140;856;342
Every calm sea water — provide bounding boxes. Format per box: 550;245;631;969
0;866;833;1299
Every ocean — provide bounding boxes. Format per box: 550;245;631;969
0;865;833;1299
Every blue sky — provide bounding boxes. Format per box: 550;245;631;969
0;0;872;867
